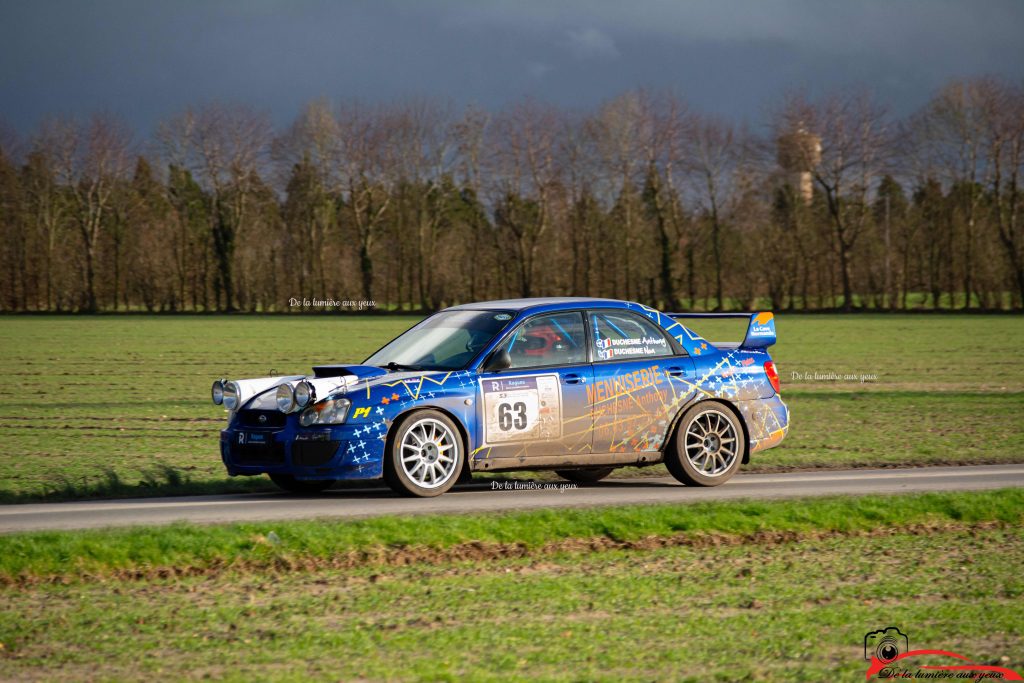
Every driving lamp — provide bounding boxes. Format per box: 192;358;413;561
276;383;297;413
211;380;225;405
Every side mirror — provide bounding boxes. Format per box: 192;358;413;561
483;349;512;373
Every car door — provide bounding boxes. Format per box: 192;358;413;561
477;311;594;460
588;309;696;455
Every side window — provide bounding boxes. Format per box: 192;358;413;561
590;311;674;361
499;312;587;369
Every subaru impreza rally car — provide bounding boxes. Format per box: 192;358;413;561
211;298;788;497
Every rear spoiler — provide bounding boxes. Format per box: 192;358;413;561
666;312;776;349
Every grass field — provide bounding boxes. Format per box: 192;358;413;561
1;490;1021;681
0;314;1022;501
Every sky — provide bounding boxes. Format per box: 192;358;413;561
1;0;1023;136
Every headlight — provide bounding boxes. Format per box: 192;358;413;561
294;380;315;407
222;381;241;411
299;398;351;427
276;383;297;413
211;380;225;405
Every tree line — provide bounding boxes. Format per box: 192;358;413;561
0;76;1022;313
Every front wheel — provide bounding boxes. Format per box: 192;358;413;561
384;410;464;497
555;468;615;484
268;473;336;494
665;401;745;487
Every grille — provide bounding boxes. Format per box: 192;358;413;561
292;440;341;467
236;410;287;428
230;441;286;465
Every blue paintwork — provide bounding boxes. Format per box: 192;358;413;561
219;298;789;481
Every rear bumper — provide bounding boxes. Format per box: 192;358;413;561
740;394;789;454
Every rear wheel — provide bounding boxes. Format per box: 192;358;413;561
384;410;464;497
268;473;336;494
555;467;615;484
665;401;744;486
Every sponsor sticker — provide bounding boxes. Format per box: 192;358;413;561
594;335;668;359
480;374;562;444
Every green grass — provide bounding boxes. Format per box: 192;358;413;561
1;488;1021;583
0;315;419;501
0;314;1022;501
1;490;1021;681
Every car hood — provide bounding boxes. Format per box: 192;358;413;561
237;365;456;410
312;364;390;381
309;366;466;403
315;364;462;399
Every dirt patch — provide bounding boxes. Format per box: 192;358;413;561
3;520;1008;588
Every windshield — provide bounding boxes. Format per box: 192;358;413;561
364;310;515;371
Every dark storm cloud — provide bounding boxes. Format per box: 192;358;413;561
1;0;1022;133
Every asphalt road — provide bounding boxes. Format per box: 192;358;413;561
1;464;1022;533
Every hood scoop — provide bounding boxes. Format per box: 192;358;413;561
312;364;389;381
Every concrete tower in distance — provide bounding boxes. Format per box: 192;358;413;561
776;126;821;204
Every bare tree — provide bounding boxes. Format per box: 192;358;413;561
906;79;1002;308
20;128;69;310
47;114;134;312
589;92;651;300
452;105;491;300
561;109;600;296
636;92;690;309
386;99;455;309
776;91;891;310
0;120;22;166
274;99;343;298
684;114;742;310
3;83;1024;314
987;80;1024;306
488;98;562;298
158;103;271;310
0;128;26;310
336;101;394;301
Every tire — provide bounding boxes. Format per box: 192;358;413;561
384;410;464;497
555;467;615;484
665;401;745;487
268;473;336;494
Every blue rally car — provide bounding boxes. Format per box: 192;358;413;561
211;298;789;497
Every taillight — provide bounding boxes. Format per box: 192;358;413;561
764;361;781;394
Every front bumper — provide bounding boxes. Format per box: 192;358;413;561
220;409;385;480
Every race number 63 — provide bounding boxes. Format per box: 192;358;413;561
497;401;529;431
481;374;561;444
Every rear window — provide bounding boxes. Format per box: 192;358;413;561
590;311;674;361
